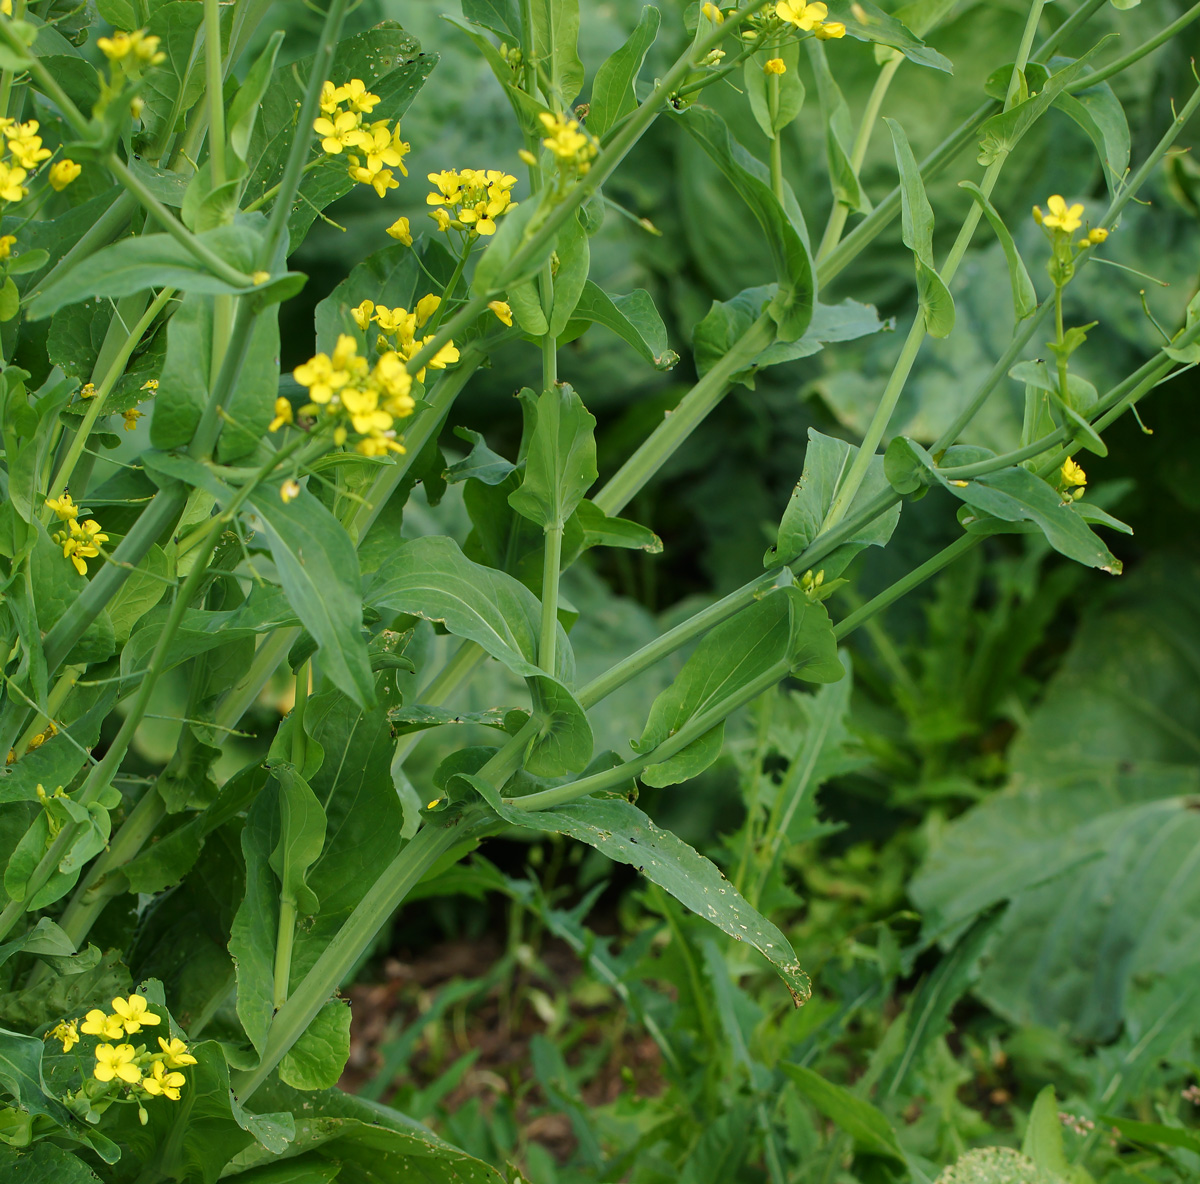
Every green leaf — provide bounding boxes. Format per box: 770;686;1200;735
508;384;597;530
746;43;804;141
1008;360;1106;456
471;195;557;298
632;589;842;787
136;1;208;151
0;1142;104;1181
531;0;584;107
767;429;901;575
0;1028;119;1163
823;0;952;70
960;180;1038;320
0;917;75;971
1023;1087;1073;1177
809;41;867;212
228;31;285;165
678;106;814;342
444;427;516;486
1105;1117;1200;1156
506;276;549;336
548;215;590;338
230;790;279;1054
886;117;954;337
278;998;351;1091
589;5;661;137
105;544;171;646
782;1063;906;1162
248;488;375;709
562;282;677;370
149;292;210;449
268;765;327;918
218;303;280;462
575;501;662;553
388;704;508;735
1055;82;1130;199
461;0;521;40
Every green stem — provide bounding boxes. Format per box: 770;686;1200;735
204;0;226;189
768;69;784;203
9;665;79;762
1065;1;1200;93
44;287;175;515
273;898;297;1011
1054;282;1069;405
30;192;136;296
211;627;300;736
390;640;488;770
233;813;490;1100
241;159;322;215
593;313;775;516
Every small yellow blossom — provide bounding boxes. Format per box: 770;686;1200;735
341;79;381;115
54;519;109;576
140;378;159;391
82;1010;125;1040
1083;227;1108;245
0;1;10;15
764;58;787;75
0;234;15;260
48;159;81;191
313;109;362;155
280;479;301;504
426;167;519;235
79;382;96;399
4;121;51;170
122;407;142;431
701;2;724;21
351;299;375;331
1038;194;1084;233
0;161;28;204
141;1059;186;1100
130;96;145;120
415;293;440;327
488;300;513;327
46;492;79;521
252;270;270;285
1061;457;1087;488
157;1037;198;1068
97;29;164;66
93;1043;141;1084
538;115;597;177
776;1;828;31
385;216;412;245
814;20;845;38
111;994;161;1035
269;396;294;432
49;1020;79;1053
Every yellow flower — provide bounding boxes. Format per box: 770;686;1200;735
342;79;381;114
141;1059;186;1100
319;80;346;115
1061;457;1087;488
0;1;10;14
280;479;301;504
93;1043;141;1084
252;270;270;285
49;1020;79;1052
488;300;513;327
79;382;96;399
429;207;452;232
157;1037;198;1068
98;29;164;66
268;397;293;432
111;994;161;1035
97;32;132;59
54;519;108;576
45;492;79;521
48;159;81;191
0;234;15;259
538;114;596;174
814;20;845;38
0;161;28;203
82;1010;125;1040
1040;194;1084;233
776;1;828;30
385;216;412;244
313;109;363;155
701;2;724;21
1084;227;1108;245
140;378;158;391
764;58;787;75
122;407;142;431
414;294;440;327
351;299;375;331
349;162;399;198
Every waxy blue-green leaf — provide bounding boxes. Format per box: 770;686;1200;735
678;105;814;342
589;5;661;137
562;282;677;370
632;588;841;788
886;117;954;337
248;488;374;709
767;429;901;575
508;384;597;530
960;181;1037;320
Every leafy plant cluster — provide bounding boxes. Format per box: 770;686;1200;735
0;0;1197;1182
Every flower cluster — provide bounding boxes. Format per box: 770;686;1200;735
0;118;74;207
46;492;108;576
313;79;410;198
97;29;165;72
1058;456;1087;501
1033;194;1108;248
426;169;518;237
48;995;197;1115
774;1;845;39
289;334;420;457
351;295;461;380
536;113;598;180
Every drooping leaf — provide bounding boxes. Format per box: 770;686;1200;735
808;41;868;212
960;180;1038;320
562;282;677;370
1055;80;1130;199
824;0;953;71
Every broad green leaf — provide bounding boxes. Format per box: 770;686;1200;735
824;0;952;71
886;117;954;337
278;999;351;1091
508;384;597;530
0;1142;103;1182
136;1;210;152
29;526;115;665
230;791;278;1053
218;303;281;462
461;0;521;40
746;43;804;140
468;790;813;1005
589;5;661;137
506;276;549;335
28;221;295;320
632;588;841;787
782;1063;905;1162
248;488;374;709
388;705;508;735
547;215;590;338
0;1028;119;1162
0;917;74;971
678;106;814;342
575;501;662;553
1055;82;1130;199
1008;360;1106;455
960;180;1037;319
105;543;171;646
268;765;326;918
1023;1087;1073;1177
149;292;210;449
562;282;677;370
444;427;516;486
809;41;867;212
767;429;901;575
531;0;584;107
0;695;111;805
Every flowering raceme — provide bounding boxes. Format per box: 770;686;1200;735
313;79;410;197
47;492;108;576
351;295;461;381
426;169;517;237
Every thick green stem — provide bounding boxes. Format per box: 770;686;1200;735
594;314;775;516
768;69;784;203
204;0;227;189
539;524;563;673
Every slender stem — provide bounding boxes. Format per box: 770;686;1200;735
204;0;226;189
539;525;563;673
390;641;487;771
44;288;175;516
1054;283;1070;404
9;666;78;762
273;897;297;1011
593;313;775;516
211;627;300;735
768;68;784;203
1065;1;1200;93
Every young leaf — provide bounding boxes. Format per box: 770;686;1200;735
248;488;375;709
444;427;517;486
960;180;1038;320
530;0;584;107
268;765;327;919
548;215;590;338
508;384;598;530
562;282;677;370
885;117;954;337
809;41;869;213
1022;1086;1073;1176
745;43;804;141
589;5;661;138
678;106;815;342
228;30;285;165
575;501;662;553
